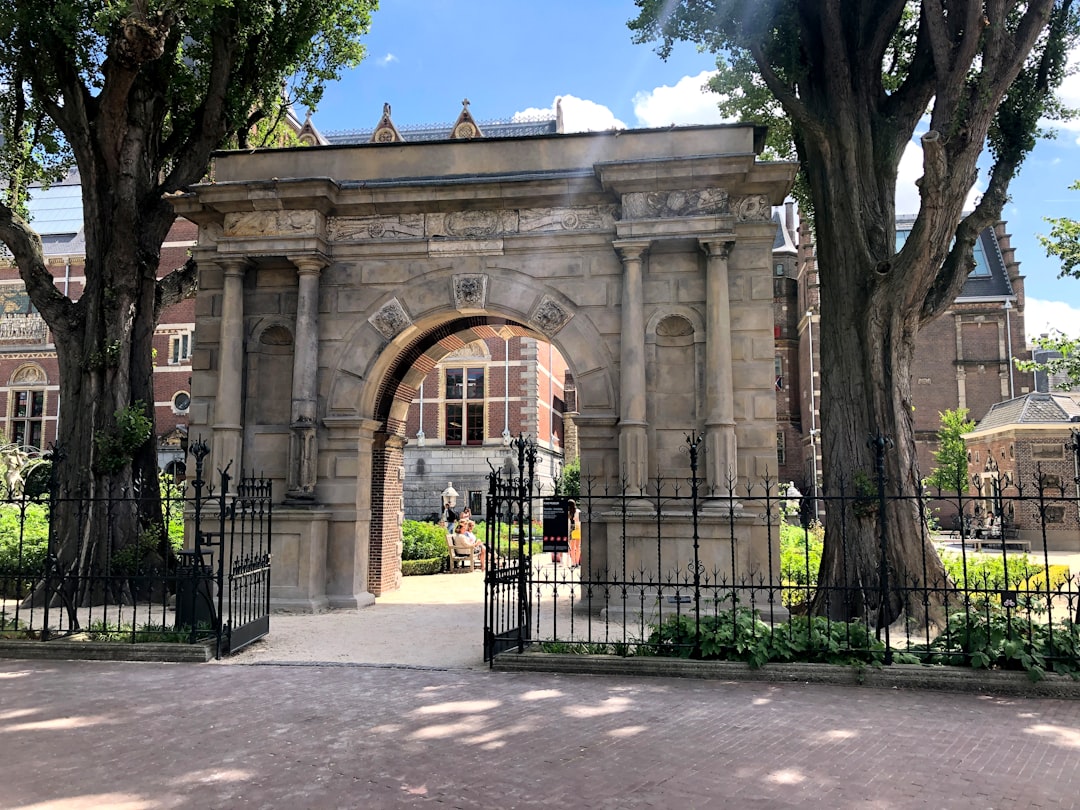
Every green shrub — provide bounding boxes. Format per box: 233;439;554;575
401;557;446;576
402;519;449;562
940;552;1041;590
0;502;49;597
644;609;887;669
911;606;1080;681
779;520;823;607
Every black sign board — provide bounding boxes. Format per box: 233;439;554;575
542;496;571;553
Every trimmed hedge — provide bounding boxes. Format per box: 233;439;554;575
402;557;446;576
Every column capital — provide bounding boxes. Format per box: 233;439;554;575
700;238;736;260
220;257;251;277
290;255;328;276
612;240;651;263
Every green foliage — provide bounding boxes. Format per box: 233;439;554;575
939;552;1041;591
401;557;446;576
913;607;1080;682
644;610;888;669
401;519;449;562
1041;180;1080;279
84;620;210;644
93;402;153;474
1017;331;1080;392
0;501;49;597
160;474;185;554
925;408;976;493
779;519;823;608
477;520;543;558
558;457;581;498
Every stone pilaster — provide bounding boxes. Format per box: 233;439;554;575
701;239;738;497
614;241;649;495
287;256;325;500
212;258;247;473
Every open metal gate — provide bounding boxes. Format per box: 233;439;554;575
187;441;273;657
484;436;537;661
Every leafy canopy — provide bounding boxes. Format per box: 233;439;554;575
0;0;376;214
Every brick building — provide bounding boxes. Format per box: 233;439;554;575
401;333;568;520
1;171;196;472
962;392;1080;549
775;211;1034;501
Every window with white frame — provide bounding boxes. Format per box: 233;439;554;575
169;332;192;365
10;389;45;448
445;366;485;445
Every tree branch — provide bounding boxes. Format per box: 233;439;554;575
0;200;74;328
155;255;198;319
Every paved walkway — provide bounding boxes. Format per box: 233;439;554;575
4;657;1080;808
6;568;1080;808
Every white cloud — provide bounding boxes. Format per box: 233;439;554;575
514;95;626;133
895;137;982;216
1023;297;1080;341
632;70;729;128
1053;43;1080;131
376;53;398;67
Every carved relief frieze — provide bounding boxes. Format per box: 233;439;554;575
224;210;320;237
368;298;412;341
622;189;730;220
732;194;773;222
329;206;617;242
453;274;488;310
529;295;573;337
518;205;618;233
329;215;424;241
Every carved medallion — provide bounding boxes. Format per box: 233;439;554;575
446;210;500;237
368;299;412;341
733;194;772;222
622;189;730;219
453;274;488;310
530;295;573;337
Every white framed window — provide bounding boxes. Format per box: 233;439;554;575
169;332;192;365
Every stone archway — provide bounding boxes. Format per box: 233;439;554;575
173;124;796;610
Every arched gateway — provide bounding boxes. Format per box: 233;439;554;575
172;124;797;611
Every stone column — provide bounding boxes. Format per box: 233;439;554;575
212;258;247;473
614;241;649;495
287;256;325;500
701;239;738;497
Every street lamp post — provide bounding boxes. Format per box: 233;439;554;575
806;310;819;520
1004;300;1015;399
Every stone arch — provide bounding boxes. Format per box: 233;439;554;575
327;268;618;429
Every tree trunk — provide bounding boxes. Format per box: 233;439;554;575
42;175;173;610
805;143;952;628
810;265;950;627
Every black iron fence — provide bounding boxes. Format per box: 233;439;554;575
485;434;1080;678
0;442;272;658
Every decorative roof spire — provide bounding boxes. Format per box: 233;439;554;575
370;102;404;143
450;98;484;139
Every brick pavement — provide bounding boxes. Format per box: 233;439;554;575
2;659;1080;809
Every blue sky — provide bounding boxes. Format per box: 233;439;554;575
311;0;1080;340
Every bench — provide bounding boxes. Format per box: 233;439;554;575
965;536;1030;554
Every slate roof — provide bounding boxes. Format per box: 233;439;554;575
325;114;558;145
974;393;1080;431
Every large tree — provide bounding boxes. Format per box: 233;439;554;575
630;0;1078;624
0;0;376;605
